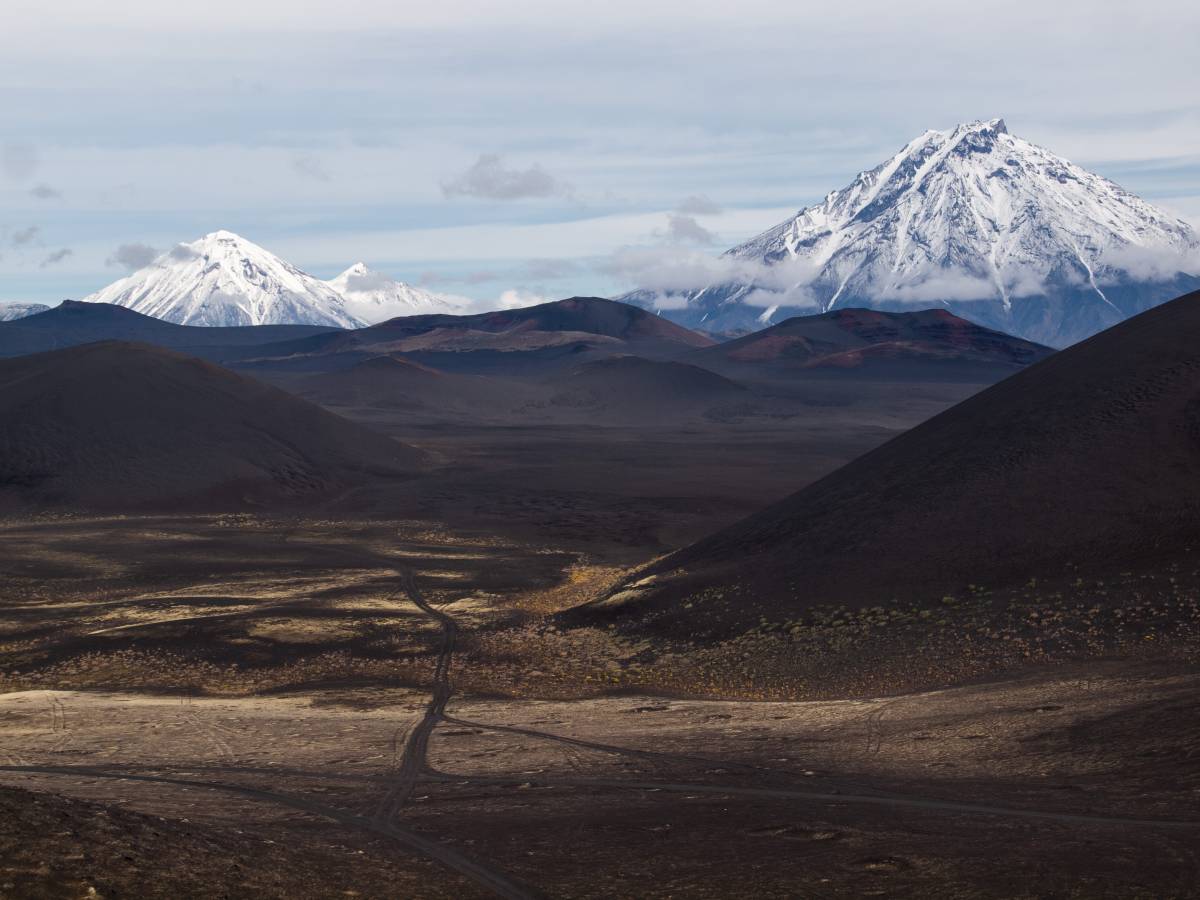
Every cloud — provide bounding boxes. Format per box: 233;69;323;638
11;226;39;247
600;244;823;312
1097;243;1200;282
676;195;722;216
421;269;506;286
495;289;545;309
664;212;716;245
40;248;73;267
600;245;818;296
740;286;818;309
106;242;160;270
29;183;60;199
342;269;393;292
168;243;201;261
523;258;581;279
1;141;38;181
292;154;332;182
441;154;568;200
463;270;504;284
875;271;1000;303
419;261;581;288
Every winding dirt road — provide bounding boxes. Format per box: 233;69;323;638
373;570;459;826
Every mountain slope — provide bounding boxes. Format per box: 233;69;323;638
0;342;422;510
237;297;716;376
536;356;747;423
693;307;1053;376
82;231;366;328
590;289;1200;635
326;263;469;323
0;303;50;322
295;354;537;423
0;300;338;360
625;120;1200;346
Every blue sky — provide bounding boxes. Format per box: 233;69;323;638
2;0;1199;306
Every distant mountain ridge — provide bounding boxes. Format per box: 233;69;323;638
693;307;1053;375
82;231;363;328
236;296;716;376
79;232;468;329
325;262;468;322
0;300;338;360
622;119;1200;346
0;303;51;322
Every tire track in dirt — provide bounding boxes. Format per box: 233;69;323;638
177;698;237;763
419;771;1200;830
372;570;457;825
0;763;538;900
440;714;779;778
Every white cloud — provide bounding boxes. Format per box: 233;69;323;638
342;269;394;292
1098;243;1200;282
168;243;201;261
106;242;159;270
1;141;37;181
40;248;73;267
638;292;691;310
599;245;818;296
442;154;568;201
676;194;722;215
1004;269;1052;298
875;271;1000;303
494;288;545;310
10;226;40;247
663;213;716;245
741;286;817;309
292;154;332;182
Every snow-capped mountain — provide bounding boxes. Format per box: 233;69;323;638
325;263;469;323
0;302;51;322
82;231;366;328
623;119;1200;346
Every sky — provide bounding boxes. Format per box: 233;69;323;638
2;0;1199;308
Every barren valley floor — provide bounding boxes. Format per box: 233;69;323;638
1;517;1197;898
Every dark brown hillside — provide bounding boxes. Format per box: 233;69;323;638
0;300;337;359
294;354;539;423
0;342;423;511
535;355;746;423
588;290;1200;635
369;300;710;348
235;297;715;376
692;307;1052;376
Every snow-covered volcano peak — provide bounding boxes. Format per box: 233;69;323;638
628;120;1199;346
0;302;51;322
325;264;469;323
82;231;366;328
956;117;1006;136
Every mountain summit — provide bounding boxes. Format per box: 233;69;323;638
325;263;469;322
82;231;366;328
624;120;1200;346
